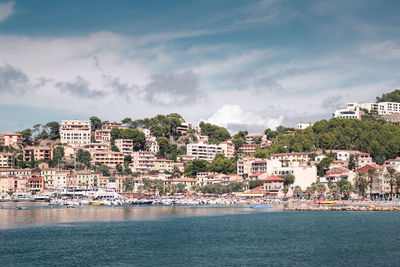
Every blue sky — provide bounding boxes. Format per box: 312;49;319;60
1;0;400;133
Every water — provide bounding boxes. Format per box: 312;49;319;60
0;206;400;266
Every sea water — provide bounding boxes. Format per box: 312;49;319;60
0;206;399;266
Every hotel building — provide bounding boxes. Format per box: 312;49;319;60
187;143;223;161
60;120;91;147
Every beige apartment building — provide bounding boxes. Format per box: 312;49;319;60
0;153;14;168
271;152;309;164
115;139;134;155
246;134;267;144
154;158;174;173
238;144;260;156
0;131;23;148
23;146;52;161
187;143;223;161
220;140;235;158
0;176;28;194
130;151;155;173
91;151;124;168
95;129;111;143
102;122;127;130
60;120;91;147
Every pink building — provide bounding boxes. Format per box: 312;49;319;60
130;151;155;173
0;131;23;148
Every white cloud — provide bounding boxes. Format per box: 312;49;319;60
204;104;284;133
0;1;14;22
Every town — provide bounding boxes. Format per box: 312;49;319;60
1;91;400;206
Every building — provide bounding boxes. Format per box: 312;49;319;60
95;129;111;144
101;122;127;130
154;158;174;173
259;175;285;192
115;139;134;155
319;166;354;184
83;143;109;151
271;152;309;164
237;144;260;156
385;157;400;171
333;103;362;119
361;102;400;115
246;134;267;144
0;153;14;168
355;152;373;168
23;146;52;161
92;151;124;168
139;128;151;138
220;140;235;158
187;143;223;161
273;163;317;190
130;151;155;173
164;178;197;191
60;120;91;147
296;121;313;130
237;158;281;178
0;176;28;193
0;131;23;148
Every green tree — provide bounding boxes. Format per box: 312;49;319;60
353;172;368;196
184;159;209;178
199;121;231;144
123;177;134;192
52;146;64;167
279;174;295;186
90;116;102;131
293;185;302;198
376;89;400;102
386;168;397;200
317;157;334;177
253;148;268;159
18;129;32;146
249;179;263;189
76;149;91;167
45;122;60;140
207;154;236;174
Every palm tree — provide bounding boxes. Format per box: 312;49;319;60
329;183;339;199
353;172;368;197
386;168;396;200
341;183;353;199
316;183;326;197
293;185;302;199
367;168;376;200
306;186;314;199
282;185;289;197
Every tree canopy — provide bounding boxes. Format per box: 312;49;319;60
376;89;400;103
199;121;231;144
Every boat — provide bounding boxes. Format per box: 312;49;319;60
251;205;273;209
89;201;104;206
314;199;336;205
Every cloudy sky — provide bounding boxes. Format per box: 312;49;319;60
1;0;400;133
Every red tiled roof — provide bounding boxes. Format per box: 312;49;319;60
259;175;285;182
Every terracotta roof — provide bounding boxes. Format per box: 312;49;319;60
259;175;285;182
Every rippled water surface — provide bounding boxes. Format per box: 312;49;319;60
0;204;399;266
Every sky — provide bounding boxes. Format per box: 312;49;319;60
1;0;400;133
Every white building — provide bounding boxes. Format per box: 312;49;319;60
296;121;313;130
60;120;91;147
361;102;400;115
274;162;317;191
187;142;223;161
333;103;362;119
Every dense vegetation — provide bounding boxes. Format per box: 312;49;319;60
376;89;400;103
269;118;400;164
184;154;236;177
199;121;231;144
